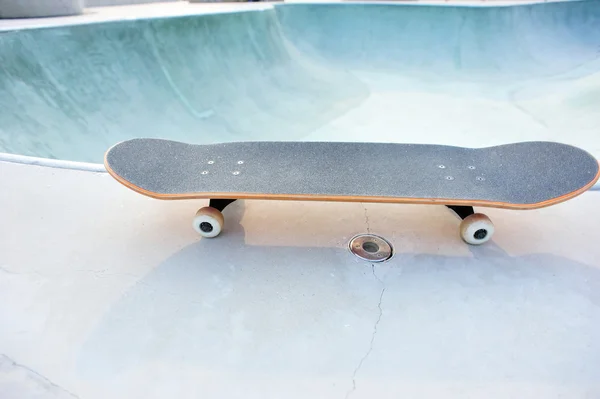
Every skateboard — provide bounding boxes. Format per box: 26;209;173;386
104;138;599;245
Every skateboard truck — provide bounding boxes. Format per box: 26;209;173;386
210;198;237;212
446;205;474;220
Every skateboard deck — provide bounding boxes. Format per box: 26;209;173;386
104;138;599;244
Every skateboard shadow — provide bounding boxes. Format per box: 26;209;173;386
74;201;600;389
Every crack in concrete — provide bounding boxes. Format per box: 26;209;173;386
345;264;385;399
0;265;141;279
0;266;17;274
0;266;44;276
362;204;371;233
0;354;79;398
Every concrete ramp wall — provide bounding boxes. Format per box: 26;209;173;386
0;9;367;162
2;1;600;164
275;1;600;80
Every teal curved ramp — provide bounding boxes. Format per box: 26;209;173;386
1;1;600;164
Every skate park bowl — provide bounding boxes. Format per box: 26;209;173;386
2;2;600;398
1;0;600;167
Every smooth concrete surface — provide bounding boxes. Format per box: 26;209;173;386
1;160;600;398
1;0;600;165
0;0;83;18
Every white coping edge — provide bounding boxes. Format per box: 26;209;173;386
0;152;107;172
0;4;274;32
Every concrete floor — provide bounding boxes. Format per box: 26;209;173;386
2;157;600;398
1;1;600;398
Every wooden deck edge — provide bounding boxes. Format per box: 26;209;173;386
104;154;600;211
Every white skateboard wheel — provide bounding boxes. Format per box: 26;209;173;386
459;213;494;245
192;207;224;238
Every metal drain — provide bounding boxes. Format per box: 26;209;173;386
349;234;393;262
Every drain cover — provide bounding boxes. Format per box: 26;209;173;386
349;234;393;262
